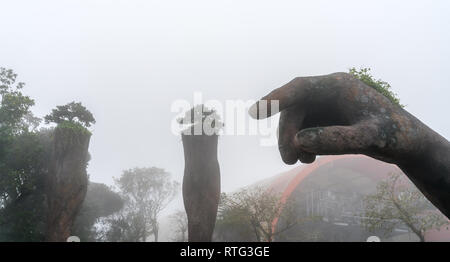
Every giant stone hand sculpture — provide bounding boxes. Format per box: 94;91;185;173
250;72;450;218
180;105;222;241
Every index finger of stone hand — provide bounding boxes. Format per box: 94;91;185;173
248;76;318;119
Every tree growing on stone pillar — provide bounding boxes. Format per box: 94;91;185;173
44;102;95;241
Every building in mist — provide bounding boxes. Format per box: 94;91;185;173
161;155;450;242
261;155;450;242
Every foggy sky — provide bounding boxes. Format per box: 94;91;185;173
2;0;450;218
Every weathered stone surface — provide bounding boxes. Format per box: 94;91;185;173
45;126;91;242
182;133;220;242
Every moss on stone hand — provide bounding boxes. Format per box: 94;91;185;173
349;67;404;108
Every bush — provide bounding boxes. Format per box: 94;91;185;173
349;67;404;108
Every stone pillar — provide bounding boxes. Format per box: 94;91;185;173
45;125;91;242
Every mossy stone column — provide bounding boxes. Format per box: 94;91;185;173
45;123;91;242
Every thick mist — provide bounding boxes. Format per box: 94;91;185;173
2;0;450;240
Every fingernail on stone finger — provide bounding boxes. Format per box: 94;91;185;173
279;146;298;165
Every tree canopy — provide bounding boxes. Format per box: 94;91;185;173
44;101;96;128
215;187;298;242
349;67;404;108
0;68;36;133
72;182;123;241
0;68;50;241
362;173;449;241
100;167;179;242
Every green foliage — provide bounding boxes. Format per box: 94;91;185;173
362;173;449;241
0;129;51;241
72;182;123;241
215;187;298;242
56;120;92;136
0;67;37;134
214;193;256;241
349;67;404;108
169;210;188;242
45;101;96;128
0;133;45;202
100;167;179;242
0;68;50;241
0;190;47;242
0;68;98;241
